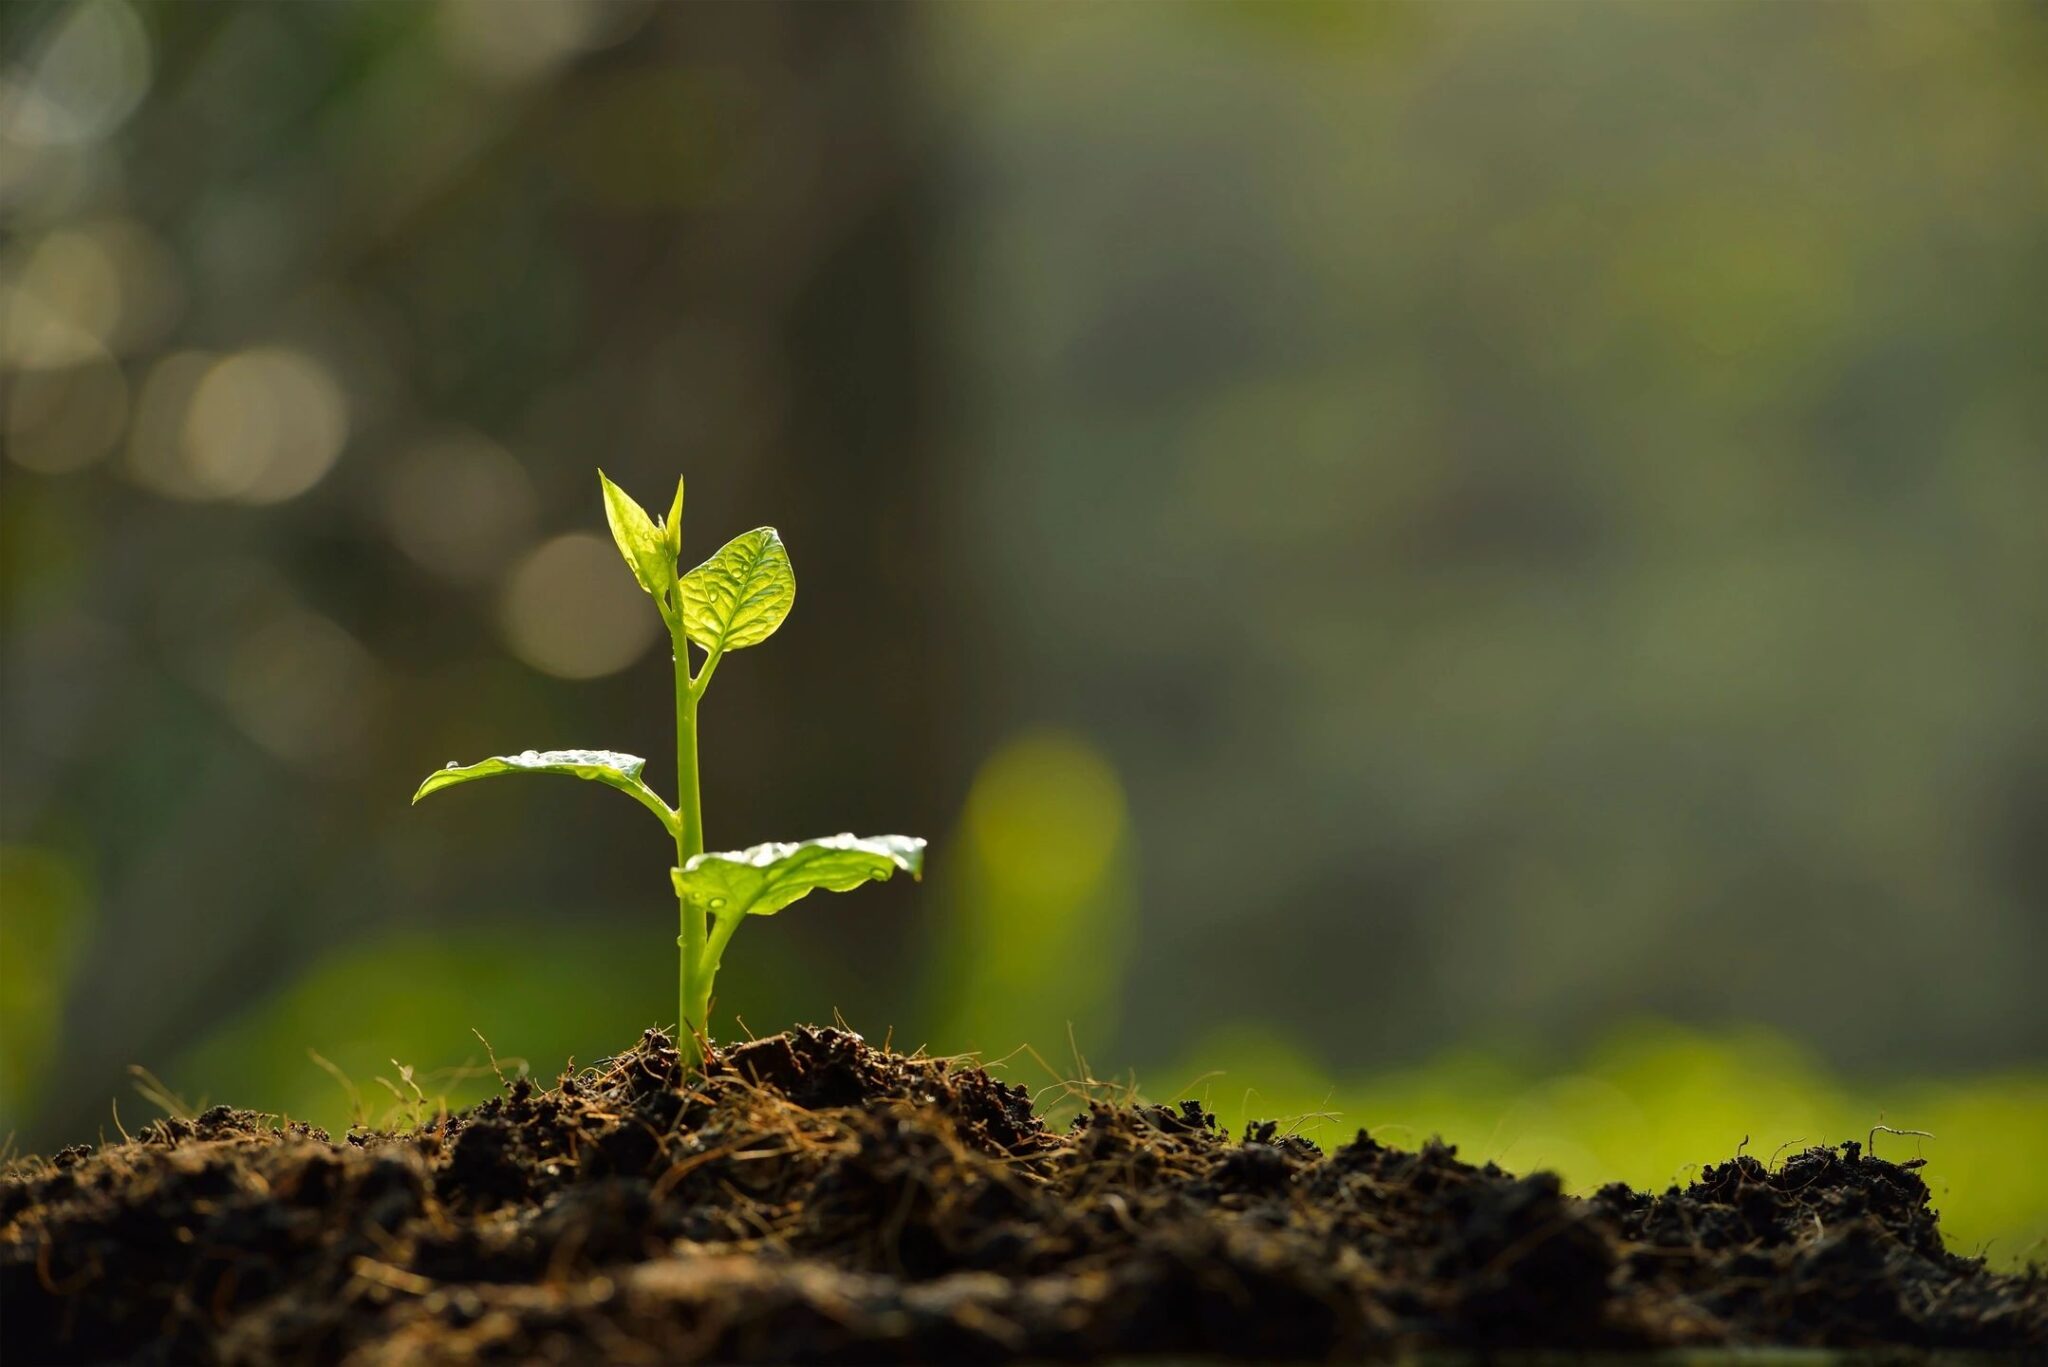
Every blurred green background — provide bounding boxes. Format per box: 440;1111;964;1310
3;1;2044;1264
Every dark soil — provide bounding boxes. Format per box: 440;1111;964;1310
3;1026;2042;1363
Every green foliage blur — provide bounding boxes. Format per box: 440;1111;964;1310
2;1;2043;1265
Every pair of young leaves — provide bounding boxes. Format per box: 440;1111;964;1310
601;471;793;656
413;471;922;930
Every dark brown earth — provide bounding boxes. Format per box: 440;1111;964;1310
3;1026;2042;1363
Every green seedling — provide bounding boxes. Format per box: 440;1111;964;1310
414;471;925;1067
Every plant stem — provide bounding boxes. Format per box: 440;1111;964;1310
698;906;744;1005
673;625;707;1066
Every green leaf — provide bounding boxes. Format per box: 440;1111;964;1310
673;833;925;918
679;527;794;655
663;475;685;557
413;748;672;828
598;470;675;602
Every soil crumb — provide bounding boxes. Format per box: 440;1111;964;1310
4;1026;2041;1362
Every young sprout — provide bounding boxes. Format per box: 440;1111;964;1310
414;471;925;1067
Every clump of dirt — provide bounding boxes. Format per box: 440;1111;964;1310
3;1026;2041;1363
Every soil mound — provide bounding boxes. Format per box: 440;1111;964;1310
3;1026;2041;1362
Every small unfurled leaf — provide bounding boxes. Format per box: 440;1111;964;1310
679;527;794;655
663;475;685;557
673;833;924;918
413;749;670;826
598;470;675;602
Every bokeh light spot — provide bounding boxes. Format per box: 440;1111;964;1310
498;532;661;679
5;355;128;473
124;349;214;498
2;0;151;147
382;433;537;583
1;227;122;369
965;731;1127;902
157;559;380;770
213;607;379;766
83;216;185;354
436;0;621;86
179;347;350;503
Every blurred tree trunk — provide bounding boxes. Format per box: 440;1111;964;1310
653;2;961;1018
